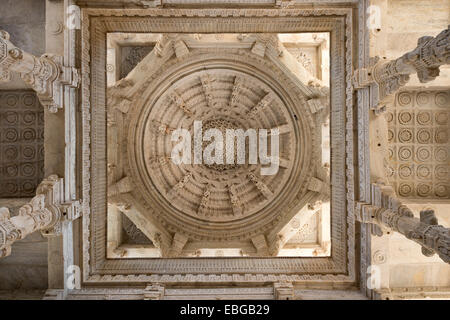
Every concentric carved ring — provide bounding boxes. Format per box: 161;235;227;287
398;92;412;106
125;53;317;240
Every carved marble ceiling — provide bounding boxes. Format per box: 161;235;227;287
0;90;44;198
0;0;449;299
106;33;331;258
386;89;450;199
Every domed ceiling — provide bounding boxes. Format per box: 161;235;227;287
106;33;331;258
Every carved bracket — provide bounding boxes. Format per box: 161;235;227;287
273;281;294;300
169;233;189;257
251;234;269;256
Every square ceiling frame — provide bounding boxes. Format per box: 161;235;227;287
79;4;369;287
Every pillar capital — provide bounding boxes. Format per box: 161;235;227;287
356;183;450;264
0;175;81;258
0;30;79;112
353;26;450;111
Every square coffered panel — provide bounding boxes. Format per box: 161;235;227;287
386;89;450;199
0;90;44;198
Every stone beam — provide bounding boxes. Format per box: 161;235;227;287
168;91;193;116
356;183;450;264
251;234;269;256
107;176;134;198
307;177;330;198
247;93;274;117
107;78;134;113
268;202;318;256
353;26;450;111
107;206;162;258
307;89;329;115
0;30;79;112
251;34;279;57
108;195;171;257
169;233;189;257
172;38;189;58
229;76;244;108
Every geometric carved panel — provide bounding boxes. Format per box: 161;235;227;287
0;90;44;198
280;33;329;85
122;215;153;245
285;46;316;76
286;212;318;244
120;46;154;79
386;89;450;199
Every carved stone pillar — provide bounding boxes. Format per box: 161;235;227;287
0;175;79;258
169;233;188;257
0;30;79;112
143;283;165;300
251;234;269;256
354;26;450;111
356;184;450;264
